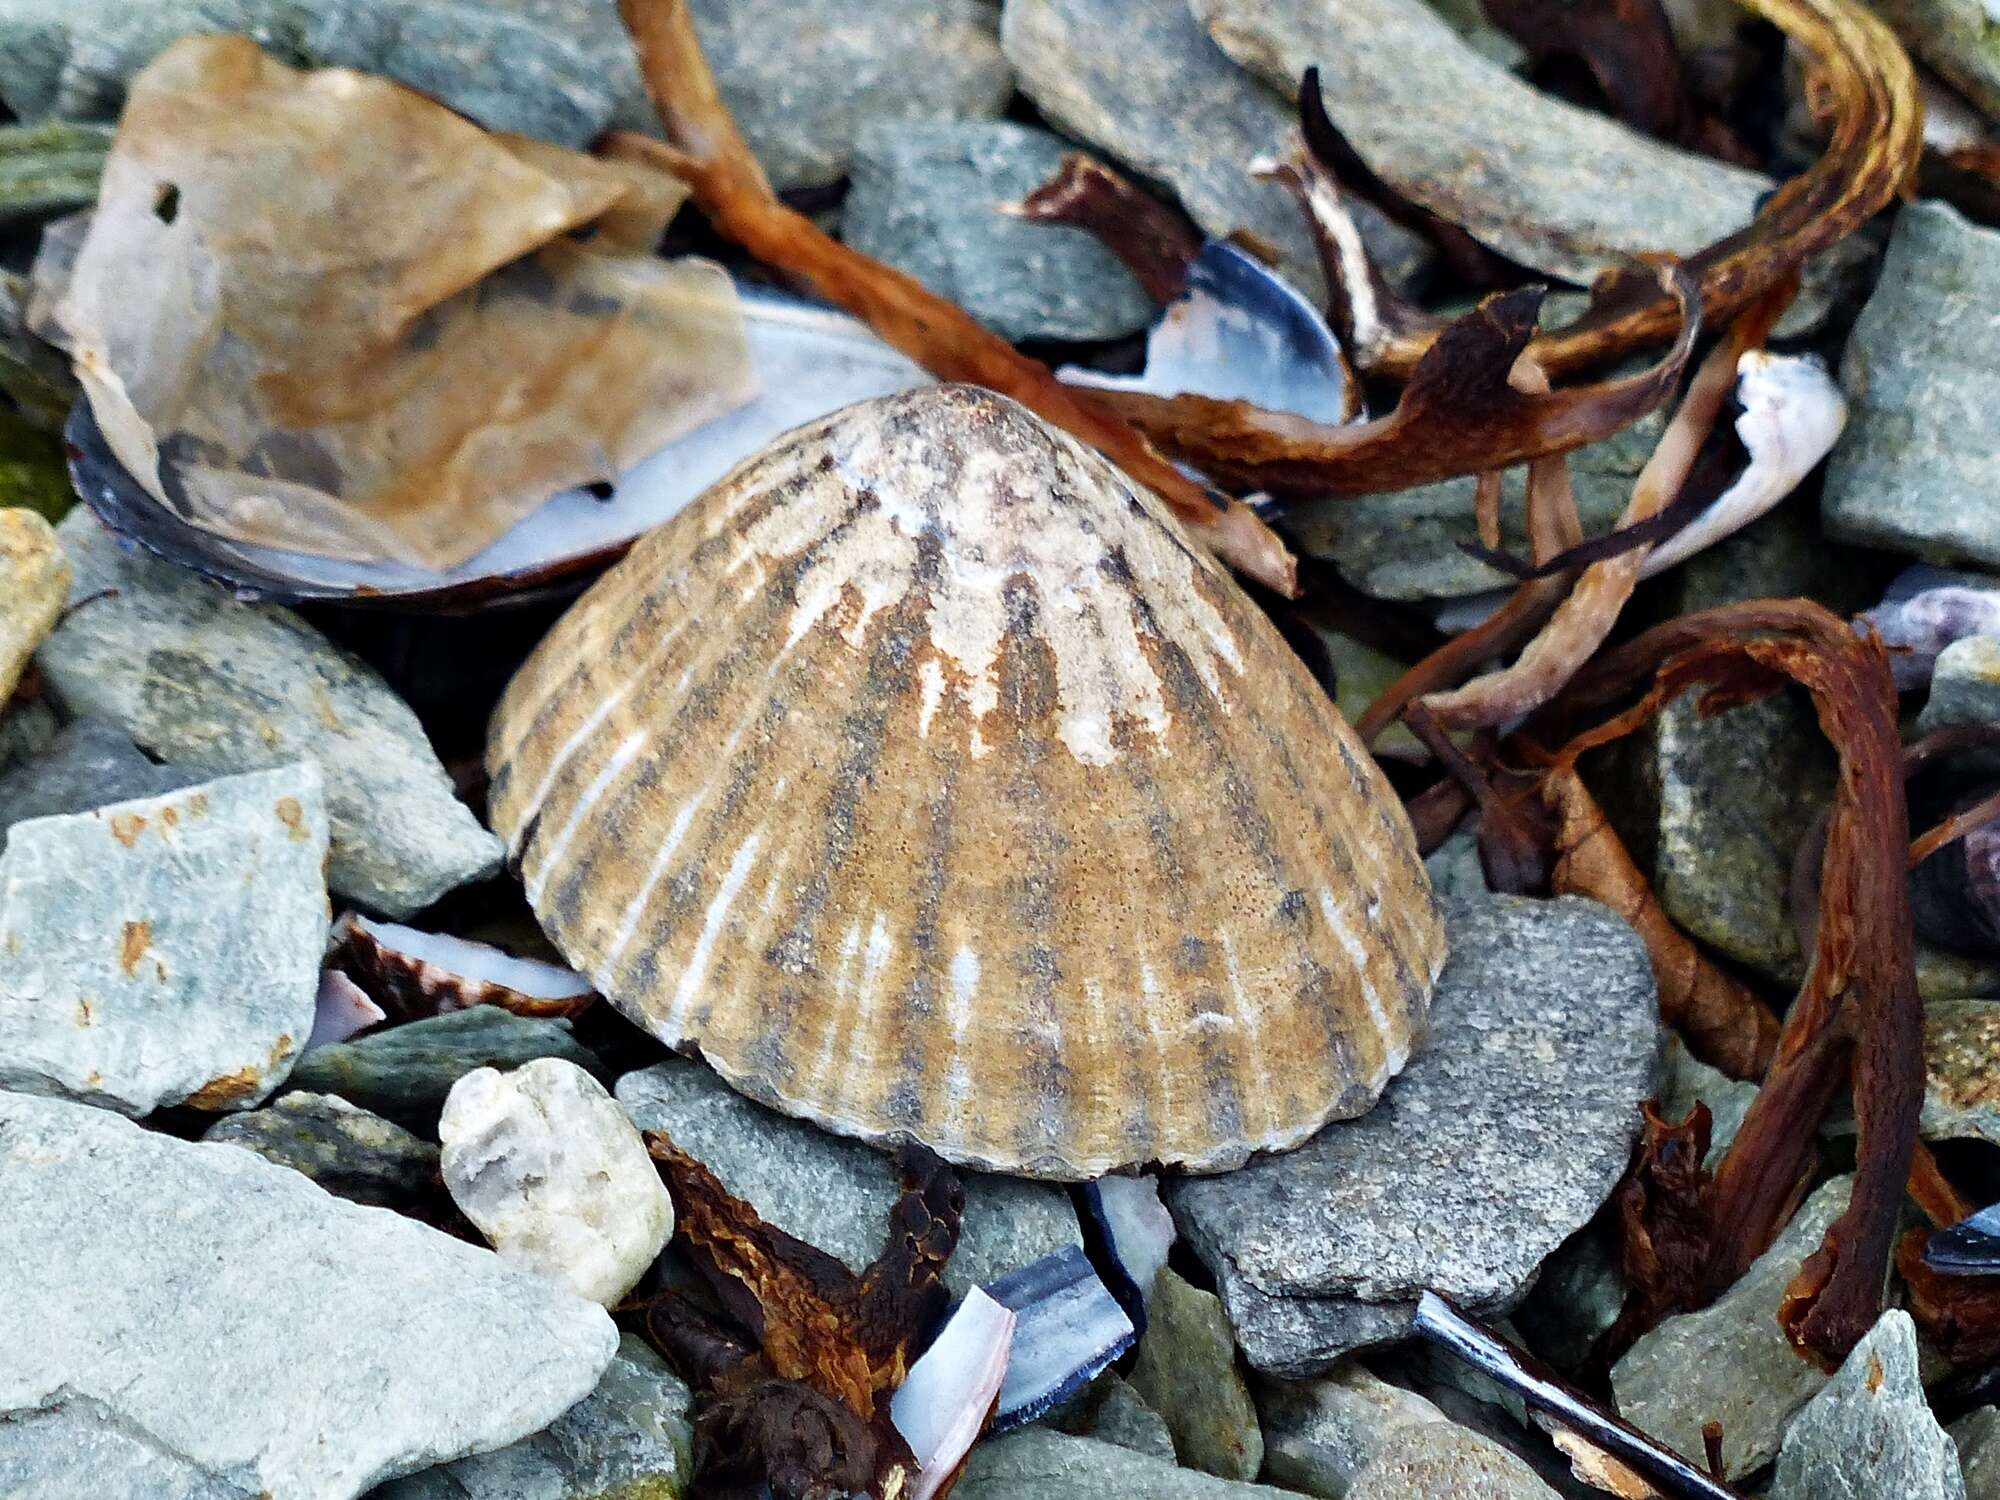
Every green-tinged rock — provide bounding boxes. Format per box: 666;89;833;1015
1768;1310;1964;1500
953;1428;1296;1498
0;698;56;772
1825;203;2000;567
1612;1175;1850;1477
0;270;80;438
369;1334;694;1500
1869;0;2000;122
0;405;72;521
1920;635;2000;758
1083;1376;1178;1461
843;120;1153;343
1290;402;1667;602
287;1008;605;1134
1347;1424;1561;1499
1257;1364;1455;1496
204;1091;441;1210
0;119;108;220
1128;1269;1264;1480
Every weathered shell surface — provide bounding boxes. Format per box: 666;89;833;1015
486;385;1445;1178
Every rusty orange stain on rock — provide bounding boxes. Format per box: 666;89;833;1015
109;812;148;847
118;920;152;976
184;1067;263;1109
74;998;96;1027
274;796;309;841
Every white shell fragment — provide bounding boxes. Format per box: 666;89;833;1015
1640;350;1847;577
893;1288;1018;1500
439;1057;674;1307
335;912;595;1020
1082;1173;1177;1324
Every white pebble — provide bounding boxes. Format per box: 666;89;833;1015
440;1057;672;1306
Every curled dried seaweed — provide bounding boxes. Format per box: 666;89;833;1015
1555;599;1918;1369
1010;153;1202;304
608;0;1297;594
640;1131;965;1498
1899;1229;2000;1370
1091;267;1699;499
1416;290;1785;731
1542;766;1780;1078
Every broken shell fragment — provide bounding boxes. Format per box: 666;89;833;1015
333;912;595;1022
487;384;1445;1179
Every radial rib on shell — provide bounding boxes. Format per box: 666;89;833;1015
486;385;1446;1179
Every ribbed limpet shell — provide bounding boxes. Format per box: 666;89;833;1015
486;385;1446;1179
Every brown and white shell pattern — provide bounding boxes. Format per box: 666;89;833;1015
486;385;1446;1179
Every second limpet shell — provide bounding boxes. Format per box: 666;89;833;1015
487;385;1445;1179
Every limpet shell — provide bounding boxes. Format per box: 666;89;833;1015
487;385;1445;1179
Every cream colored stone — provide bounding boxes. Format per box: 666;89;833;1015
0;508;68;704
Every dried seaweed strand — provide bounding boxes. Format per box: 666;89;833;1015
1009;153;1202;304
609;0;1297;594
1415;289;1785;731
1542;764;1781;1078
1558;599;1918;1368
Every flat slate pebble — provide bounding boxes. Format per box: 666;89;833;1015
203;1090;441;1211
952;1427;1297;1498
1168;894;1660;1375
1127;1268;1264;1480
616;1058;1082;1297
0;762;328;1115
0;717;202;854
35;511;503;919
287;1006;605;1134
843;120;1155;343
0;1091;616;1500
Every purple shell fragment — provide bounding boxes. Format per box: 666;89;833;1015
1859;565;2000;691
1082;1172;1176;1330
1924;1202;2000;1276
304;969;385;1052
984;1244;1137;1432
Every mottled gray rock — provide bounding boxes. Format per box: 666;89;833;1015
1128;1268;1264;1479
0;1090;616;1500
0;763;327;1114
1291;401;1667;602
1190;0;1766;285
1661;1035;1760;1156
288;1006;604;1134
1826;203;2000;567
953;1427;1296;1498
844;121;1153;342
0;697;55;772
370;1333;693;1500
37;511;503;917
1000;0;1430;303
686;0;1011;190
616;1058;1080;1297
0;506;64;704
1169;895;1659;1374
441;1057;673;1306
0;0;617;148
1085;1375;1178;1461
203;1091;440;1210
1421;827;1487;898
0;717;202;854
1612;1175;1851;1478
1922;635;2000;755
1871;0;2000;122
1918;999;2000;1146
1769;1310;1963;1500
1348;1424;1561;1500
1257;1364;1456;1497
1954;1406;2000;1500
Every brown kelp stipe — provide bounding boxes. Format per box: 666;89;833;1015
607;0;1297;595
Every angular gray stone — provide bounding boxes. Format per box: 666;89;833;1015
615;1058;1080;1297
288;1006;604;1134
0;0;617;148
1000;0;1430;304
1661;1034;1760;1156
1922;635;2000;753
1421;827;1488;899
1291;400;1667;602
203;1091;441;1210
0;717;202;854
687;0;1012;190
1085;1375;1178;1461
0;697;55;772
1127;1268;1264;1480
37;511;503;918
369;1333;693;1500
1169;895;1660;1375
1769;1310;1963;1500
0;763;328;1115
1825;203;2000;568
953;1428;1296;1498
1347;1424;1561;1500
844;121;1154;343
1612;1174;1851;1478
1870;0;2000;123
1257;1364;1456;1497
1190;0;1767;286
0;1090;617;1500
1954;1406;2000;1500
